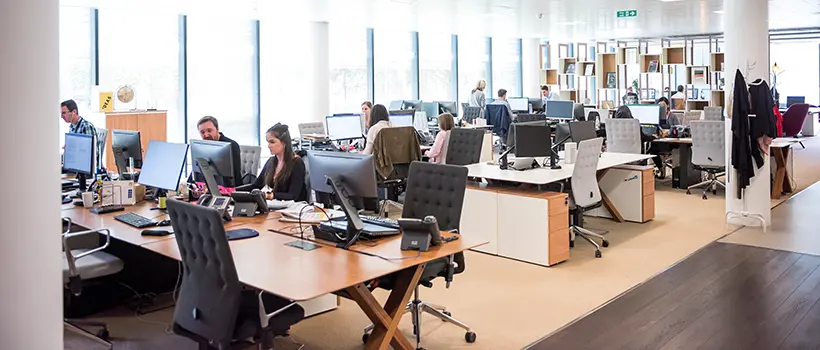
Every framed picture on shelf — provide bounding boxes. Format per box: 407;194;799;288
625;48;638;64
647;60;659;73
566;63;576;74
686;88;694;100
691;66;707;85
606;72;617;88
584;64;594;76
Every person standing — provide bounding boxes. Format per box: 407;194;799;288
468;80;487;109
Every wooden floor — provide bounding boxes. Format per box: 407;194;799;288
528;242;820;350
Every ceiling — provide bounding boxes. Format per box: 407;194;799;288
63;0;820;40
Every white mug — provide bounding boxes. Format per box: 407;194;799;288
81;191;94;208
565;142;578;164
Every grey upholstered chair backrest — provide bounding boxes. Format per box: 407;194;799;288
95;127;107;170
402;162;468;232
604;118;641;154
168;199;242;348
682;111;702;126
703;107;723;121
690;120;725;167
445;128;484;166
571;137;604;208
239;145;262;185
298;122;325;136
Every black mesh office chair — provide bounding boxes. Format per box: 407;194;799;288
462;106;482;124
445;128;485;166
167;200;303;350
362;162;476;348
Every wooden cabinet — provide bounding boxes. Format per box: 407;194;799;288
588;165;656;223
104;111;167;169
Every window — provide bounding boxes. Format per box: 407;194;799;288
771;41;820;106
458;36;490;104
98;10;182;142
187;17;257;146
492;38;521;97
419;33;454;101
59;6;93;148
373;29;415;104
329;25;368;113
259;20;311;139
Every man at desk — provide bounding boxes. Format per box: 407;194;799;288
490;88;517;119
189;116;243;187
541;85;558;103
61;99;96;137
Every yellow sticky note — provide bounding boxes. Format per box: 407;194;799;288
99;92;113;112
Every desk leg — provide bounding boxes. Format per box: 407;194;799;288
596;169;624;223
771;147;789;199
346;263;427;350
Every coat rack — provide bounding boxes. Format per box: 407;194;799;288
724;112;767;232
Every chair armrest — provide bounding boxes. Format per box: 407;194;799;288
256;291;298;329
63;228;112;295
62;217;72;234
236;184;254;192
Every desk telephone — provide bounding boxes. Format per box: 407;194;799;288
196;194;233;222
230;189;269;217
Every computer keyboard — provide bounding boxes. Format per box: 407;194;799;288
90;205;125;215
360;215;400;229
114;212;156;228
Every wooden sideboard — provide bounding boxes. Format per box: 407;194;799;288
104;110;167;170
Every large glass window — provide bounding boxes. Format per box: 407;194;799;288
98;10;182;142
59;6;93;147
492;38;521;97
187;17;257;146
259;20;311;139
458;36;490;104
419;33;454;101
373;29;414;105
329;25;368;114
771;41;820;106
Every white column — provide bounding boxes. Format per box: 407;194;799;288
724;0;771;226
521;38;542;98
308;21;330;121
0;0;63;349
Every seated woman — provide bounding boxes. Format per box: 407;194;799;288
425;113;455;164
250;123;308;202
362;104;392;155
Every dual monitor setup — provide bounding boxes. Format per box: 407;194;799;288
325;99;457;141
498;120;597;171
504;97;575;120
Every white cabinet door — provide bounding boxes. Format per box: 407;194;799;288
496;194;551;266
461;189;499;254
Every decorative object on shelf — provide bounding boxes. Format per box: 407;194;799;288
647;60;659;73
625;48;638;64
691;66;708;85
584;64;594;76
566;63;576;74
117;85;135;104
606;72;617;88
99;91;113;112
700;89;708;100
687;88;695;100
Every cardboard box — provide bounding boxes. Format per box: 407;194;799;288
101;181;145;206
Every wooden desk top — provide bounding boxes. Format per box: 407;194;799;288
654;137;692;144
66;201;487;302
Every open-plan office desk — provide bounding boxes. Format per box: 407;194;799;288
461;152;653;266
62;201;486;350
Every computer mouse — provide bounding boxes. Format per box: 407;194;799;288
156;219;171;227
141;229;172;237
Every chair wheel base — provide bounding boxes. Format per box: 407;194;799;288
569;240;575;248
466;331;477;343
702;195;708;200
595;250;602;258
602;240;609;248
443;311;451;318
362;332;369;344
96;328;109;341
686;189;691;195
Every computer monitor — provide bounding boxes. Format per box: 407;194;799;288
64;133;94;176
389;111;415;127
569;121;597;143
508;98;530;112
307;151;378;198
514;124;552;158
138;141;189;192
111;130;143;177
545;100;574;119
437;101;458;119
402;100;422;110
629;105;661;125
326;114;363;140
421;102;440;120
786;96;805;107
190;139;237;194
554;122;571;148
529;98;544;113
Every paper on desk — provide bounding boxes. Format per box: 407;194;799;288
266;199;294;210
278;202;345;223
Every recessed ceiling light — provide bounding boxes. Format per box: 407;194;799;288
714;10;724;14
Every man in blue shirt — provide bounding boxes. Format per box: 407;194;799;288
61;99;96;137
489;89;517;119
541;85;558;104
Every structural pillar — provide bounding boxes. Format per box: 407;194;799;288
521;38;543;98
723;0;771;226
0;0;64;348
308;21;330;121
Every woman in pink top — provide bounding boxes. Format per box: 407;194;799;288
425;113;455;164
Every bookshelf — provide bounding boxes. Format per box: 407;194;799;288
661;47;686;65
639;54;661;73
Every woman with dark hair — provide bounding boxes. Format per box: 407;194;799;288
250;123;307;202
362;104;392;155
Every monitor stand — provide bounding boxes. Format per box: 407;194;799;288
327;176;364;249
196;158;222;197
498;146;515;170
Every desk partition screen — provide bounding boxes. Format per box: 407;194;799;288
326;114;363;140
628;105;661;125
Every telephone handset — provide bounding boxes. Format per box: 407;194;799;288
196;194;233;222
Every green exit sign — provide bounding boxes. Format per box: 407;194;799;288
617;10;638;18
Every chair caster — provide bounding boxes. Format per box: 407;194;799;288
96;328;109;341
595;250;602;258
569;240;575;248
602;240;609;248
362;332;369;343
465;331;477;343
686;189;691;195
702;194;708;200
713;189;717;195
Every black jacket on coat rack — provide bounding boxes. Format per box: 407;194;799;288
731;69;755;199
748;78;778;167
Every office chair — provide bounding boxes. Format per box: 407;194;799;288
62;217;123;350
681;111;702;126
167;200;303;350
485;104;512;149
782;103;810;148
95;127;107;171
363;162;476;348
372;126;422;202
687;121;726;200
567;138;607;258
604;118;641;154
703;106;723;121
445;128;484;166
573;103;586;121
462;106;482;124
238;145;262;185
